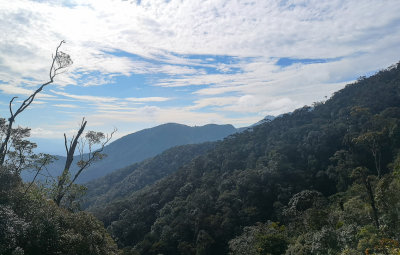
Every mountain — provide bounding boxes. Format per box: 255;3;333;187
90;63;400;254
23;123;237;183
77;123;237;182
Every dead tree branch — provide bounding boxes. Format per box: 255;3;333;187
54;118;116;206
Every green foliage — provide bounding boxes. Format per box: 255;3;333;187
0;115;118;254
229;222;287;255
0;205;29;255
0;181;119;255
84;142;216;210
255;223;288;255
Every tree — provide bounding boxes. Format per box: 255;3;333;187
0;121;36;174
228;222;288;255
53;118;116;207
353;131;386;178
351;167;380;228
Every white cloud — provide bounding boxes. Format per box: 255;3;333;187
126;97;171;102
87;105;260;128
0;84;36;96
50;90;118;103
53;104;79;108
190;96;239;110
1;0;400;140
2;0;399;81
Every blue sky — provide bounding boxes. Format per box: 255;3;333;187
1;0;400;153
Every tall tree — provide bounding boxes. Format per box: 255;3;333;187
351;166;380;228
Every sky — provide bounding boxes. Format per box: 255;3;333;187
1;0;400;153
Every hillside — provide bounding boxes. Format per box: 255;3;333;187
91;63;400;254
83;142;216;210
24;123;237;183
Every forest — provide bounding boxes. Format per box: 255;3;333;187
1;53;400;254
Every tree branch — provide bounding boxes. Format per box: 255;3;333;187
23;155;53;195
67;128;116;190
54;118;87;206
64;133;69;155
55;126;116;206
9;96;17;118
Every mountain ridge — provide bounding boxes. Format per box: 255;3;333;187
23;123;237;183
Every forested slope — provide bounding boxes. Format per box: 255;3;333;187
92;63;400;255
83;142;216;210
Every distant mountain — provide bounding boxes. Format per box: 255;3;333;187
23;123;237;183
30;137;66;155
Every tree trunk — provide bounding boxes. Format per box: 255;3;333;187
364;178;379;229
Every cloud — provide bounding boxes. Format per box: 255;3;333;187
49;90;171;108
50;90;118;103
53;104;79;108
1;0;400;140
0;84;37;96
126;97;171;102
2;0;399;81
190;94;301;116
87;105;260;129
190;96;239;110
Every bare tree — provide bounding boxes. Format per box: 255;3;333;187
54;118;116;206
351;166;380;228
0;40;72;166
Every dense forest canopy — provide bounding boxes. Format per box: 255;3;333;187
83;142;217;210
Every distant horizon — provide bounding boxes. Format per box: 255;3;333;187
30;118;261;155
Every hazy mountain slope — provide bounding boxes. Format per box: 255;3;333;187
83;142;216;209
77;123;236;182
92;63;400;254
23;123;236;183
236;115;275;132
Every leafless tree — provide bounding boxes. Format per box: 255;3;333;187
54;118;116;206
0;40;72;166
